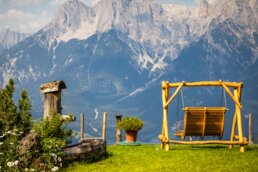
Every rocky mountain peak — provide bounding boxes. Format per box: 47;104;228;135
0;29;29;52
199;0;209;16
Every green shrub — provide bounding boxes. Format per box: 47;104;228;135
0;79;32;171
117;116;144;131
0;79;73;171
32;113;72;171
0;128;22;171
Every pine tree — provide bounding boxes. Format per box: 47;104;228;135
0;79;17;132
17;89;32;134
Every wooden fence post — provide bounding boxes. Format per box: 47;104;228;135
249;113;253;144
80;113;84;141
115;114;122;143
102;112;107;141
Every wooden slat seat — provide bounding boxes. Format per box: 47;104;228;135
177;107;227;140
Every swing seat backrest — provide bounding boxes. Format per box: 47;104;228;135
183;107;227;139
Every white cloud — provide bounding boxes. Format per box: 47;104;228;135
0;9;51;33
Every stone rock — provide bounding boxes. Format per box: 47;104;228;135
17;132;42;168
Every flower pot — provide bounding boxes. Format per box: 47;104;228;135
125;130;138;142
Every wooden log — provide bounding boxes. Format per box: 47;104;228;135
221;81;242;108
43;92;61;119
249;114;253;144
168;81;242;88
164;81;184;108
169;140;248;145
80;113;84;140
229;110;237;149
115;114;122;143
234;88;245;152
102;112;107;141
162;81;170;151
63;138;106;163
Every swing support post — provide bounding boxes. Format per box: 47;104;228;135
161;81;170;151
159;80;247;152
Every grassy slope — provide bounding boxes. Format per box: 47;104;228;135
63;144;258;172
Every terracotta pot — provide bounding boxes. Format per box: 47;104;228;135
125;130;138;142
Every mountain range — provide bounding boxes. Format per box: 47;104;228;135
0;29;30;54
0;0;257;143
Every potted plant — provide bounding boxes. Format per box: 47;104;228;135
117;116;144;142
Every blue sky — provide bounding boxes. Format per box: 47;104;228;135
0;0;209;33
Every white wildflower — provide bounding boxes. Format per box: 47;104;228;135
50;153;57;158
0;152;3;155
9;142;14;145
51;166;59;171
58;157;62;162
7;131;11;134
11;132;17;136
30;168;35;171
0;142;3;145
14;160;19;165
7;161;14;167
59;163;62;167
24;168;29;171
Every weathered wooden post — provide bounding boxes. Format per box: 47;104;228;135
249;113;253;144
115;114;122;143
40;80;67;119
102;112;107;141
80;113;84;141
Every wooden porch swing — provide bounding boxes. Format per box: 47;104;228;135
159;81;248;152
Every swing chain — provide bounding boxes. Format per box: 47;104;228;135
220;88;227;108
176;89;185;131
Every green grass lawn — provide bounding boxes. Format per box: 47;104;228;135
63;144;258;172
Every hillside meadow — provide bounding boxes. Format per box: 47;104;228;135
63;144;258;172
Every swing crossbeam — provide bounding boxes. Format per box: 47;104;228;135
160;80;246;152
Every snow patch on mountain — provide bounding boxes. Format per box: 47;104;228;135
59;20;97;42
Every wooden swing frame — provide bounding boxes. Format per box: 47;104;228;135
159;80;248;152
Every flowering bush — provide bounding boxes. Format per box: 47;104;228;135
0;79;72;171
31;113;72;171
0;129;23;171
